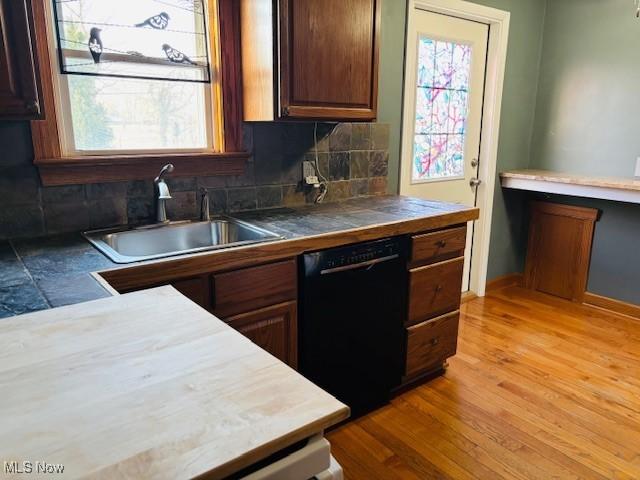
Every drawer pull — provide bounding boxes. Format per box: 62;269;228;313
437;240;447;248
435;285;443;292
431;338;440;346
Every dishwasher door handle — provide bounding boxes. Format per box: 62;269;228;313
320;254;400;275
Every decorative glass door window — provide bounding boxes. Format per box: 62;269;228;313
412;36;472;182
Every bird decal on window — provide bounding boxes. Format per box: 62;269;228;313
88;27;103;63
162;44;197;65
135;12;171;30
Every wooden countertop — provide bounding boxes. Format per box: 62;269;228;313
500;169;640;204
0;287;349;479
500;169;640;191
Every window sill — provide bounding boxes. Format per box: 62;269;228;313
35;151;250;186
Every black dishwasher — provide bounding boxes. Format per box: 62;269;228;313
299;236;408;418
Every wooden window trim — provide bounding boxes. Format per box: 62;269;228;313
30;0;247;186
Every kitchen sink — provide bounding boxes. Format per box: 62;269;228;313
83;218;284;264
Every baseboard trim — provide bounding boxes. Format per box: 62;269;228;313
486;273;523;292
461;291;477;304
583;292;640;320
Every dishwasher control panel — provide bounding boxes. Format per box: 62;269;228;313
303;237;406;275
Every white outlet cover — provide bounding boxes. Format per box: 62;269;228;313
636;157;640;178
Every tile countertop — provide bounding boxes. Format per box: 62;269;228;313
0;195;476;318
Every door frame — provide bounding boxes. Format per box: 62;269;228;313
400;0;510;297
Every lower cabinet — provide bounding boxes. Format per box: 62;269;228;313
226;301;298;368
400;225;468;386
132;226;469;383
145;259;299;369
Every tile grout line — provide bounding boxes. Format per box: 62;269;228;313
8;241;53;309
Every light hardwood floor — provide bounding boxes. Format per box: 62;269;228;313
327;285;640;479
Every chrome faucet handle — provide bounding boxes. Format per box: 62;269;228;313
154;163;174;184
200;188;210;221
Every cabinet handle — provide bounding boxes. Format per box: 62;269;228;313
435;285;443;292
281;106;290;117
25;100;40;114
437;240;447;248
431;338;440;346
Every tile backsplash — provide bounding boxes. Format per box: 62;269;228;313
0;122;390;240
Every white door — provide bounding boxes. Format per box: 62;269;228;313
400;8;489;292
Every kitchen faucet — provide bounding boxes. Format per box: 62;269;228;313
154;163;174;223
200;188;210;221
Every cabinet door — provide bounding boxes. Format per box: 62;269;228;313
171;276;211;311
278;0;380;120
227;302;298;368
0;0;42;119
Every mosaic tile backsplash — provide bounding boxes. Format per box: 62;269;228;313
0;122;390;240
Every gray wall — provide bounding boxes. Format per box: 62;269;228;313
378;0;407;194
529;0;640;304
532;0;640;177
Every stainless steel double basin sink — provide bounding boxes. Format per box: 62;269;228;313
84;218;284;264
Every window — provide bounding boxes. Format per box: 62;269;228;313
48;0;218;155
31;0;245;186
412;36;472;183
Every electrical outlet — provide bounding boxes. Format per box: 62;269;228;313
302;161;319;186
302;161;316;178
635;157;640;177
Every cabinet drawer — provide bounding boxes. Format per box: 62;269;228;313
212;259;297;318
408;257;464;324
411;226;467;266
406;311;459;378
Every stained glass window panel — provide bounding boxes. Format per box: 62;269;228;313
412;36;472;182
449;90;468;134
415;88;432;134
430;88;450;134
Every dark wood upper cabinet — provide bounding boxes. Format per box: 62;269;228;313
0;0;43;120
241;0;380;121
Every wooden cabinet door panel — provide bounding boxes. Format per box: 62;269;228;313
405;311;459;379
227;301;298;368
278;0;380;120
0;0;42;119
408;257;464;325
171;276;211;311
212;259;297;318
524;202;598;302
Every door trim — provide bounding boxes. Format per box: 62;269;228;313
401;0;510;297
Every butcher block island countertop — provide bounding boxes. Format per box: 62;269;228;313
0;287;349;479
